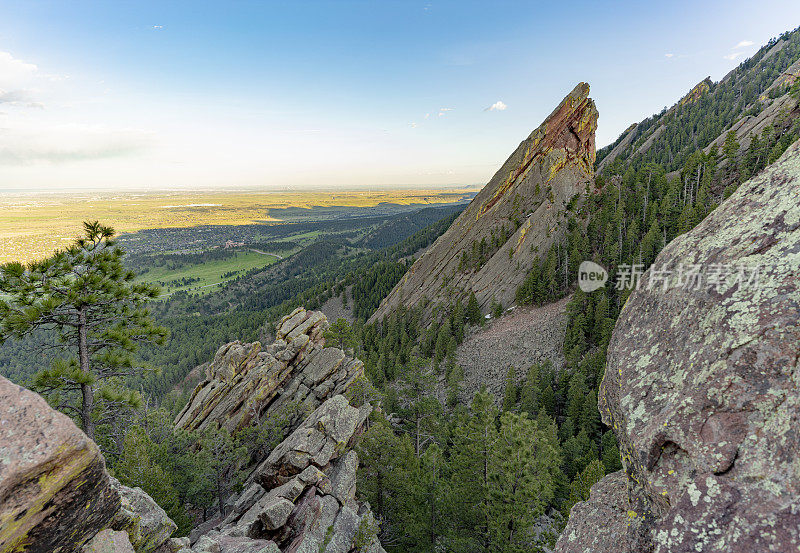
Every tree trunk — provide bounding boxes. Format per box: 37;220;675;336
78;307;95;439
217;475;227;518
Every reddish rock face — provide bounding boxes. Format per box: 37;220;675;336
369;83;598;324
0;376;120;553
557;140;800;553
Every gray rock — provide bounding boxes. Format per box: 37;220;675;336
174;309;363;442
328;450;358;504
257;498;294;531
561;139;800;553
82;529;136;553
255;395;371;488
111;478;177;553
554;472;628;553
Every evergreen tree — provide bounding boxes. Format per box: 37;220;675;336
487;411;561;553
0;222;166;439
466;291;482;326
324;317;356;350
501;366;518;412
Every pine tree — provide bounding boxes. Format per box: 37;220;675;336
562;459;605;518
397;356;441;457
487;411;561;553
446;390;497;552
466;291;482;326
0;222;166;439
197;423;249;517
501;366;518;412
324;317;356;350
116;425;192;534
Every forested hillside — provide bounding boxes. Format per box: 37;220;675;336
598;26;800;176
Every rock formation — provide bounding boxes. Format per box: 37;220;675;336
178;395;385;553
556;140;800;552
0;375;179;553
0;376;120;553
369;83;598;323
175;308;364;434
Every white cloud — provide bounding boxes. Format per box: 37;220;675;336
485;100;507;111
410;122;418;128
0;51;38;90
665;53;674;58
151;25;164;30
0;122;153;165
424;113;430;119
438;107;454;117
724;52;744;61
734;40;754;48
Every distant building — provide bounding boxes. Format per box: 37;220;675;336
224;240;245;249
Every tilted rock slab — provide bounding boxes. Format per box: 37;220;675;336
369;83;597;323
181;395;385;553
557;139;800;552
0;376;120;553
174;308;364;434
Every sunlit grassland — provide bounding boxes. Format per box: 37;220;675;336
0;188;474;263
135;250;280;296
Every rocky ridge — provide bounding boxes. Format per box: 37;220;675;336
369;83;597;323
181;395;384;553
175;308;364;434
556;139;800;552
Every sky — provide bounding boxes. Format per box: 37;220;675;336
0;1;799;191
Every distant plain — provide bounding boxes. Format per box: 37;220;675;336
0;188;475;263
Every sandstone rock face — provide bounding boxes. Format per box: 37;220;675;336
181;395;385;553
0;376;121;553
558;140;800;552
110;478;177;553
369;83;597;323
174;308;364;435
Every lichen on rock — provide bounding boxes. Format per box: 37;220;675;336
557;139;800;552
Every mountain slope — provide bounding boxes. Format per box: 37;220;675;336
369;83;598;323
598;26;800;174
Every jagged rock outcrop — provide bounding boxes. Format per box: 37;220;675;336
369;83;597;323
179;395;385;553
175;308;364;434
0;376;121;553
557;140;800;552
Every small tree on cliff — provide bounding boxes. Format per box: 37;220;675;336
0;221;166;439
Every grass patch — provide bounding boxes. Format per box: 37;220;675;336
136;251;279;296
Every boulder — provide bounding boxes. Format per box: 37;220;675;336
82;529;136;553
553;471;629;553
559;139;800;552
254;395;371;489
111;478;177;553
0;376;120;553
174;309;364;437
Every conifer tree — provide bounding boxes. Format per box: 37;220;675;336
0;221;166;439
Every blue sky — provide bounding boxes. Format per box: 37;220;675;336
1;0;799;190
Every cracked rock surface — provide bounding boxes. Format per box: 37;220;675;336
556;139;800;552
